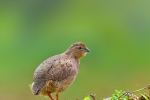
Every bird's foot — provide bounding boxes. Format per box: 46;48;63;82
56;93;59;100
48;94;54;100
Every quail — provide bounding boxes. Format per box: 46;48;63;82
30;42;90;100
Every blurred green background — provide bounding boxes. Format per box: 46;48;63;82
0;0;150;100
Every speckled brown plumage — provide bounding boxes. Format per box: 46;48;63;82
31;42;90;100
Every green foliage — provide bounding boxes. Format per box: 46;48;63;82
84;96;91;100
110;90;128;100
140;93;149;100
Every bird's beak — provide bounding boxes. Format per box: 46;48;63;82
84;47;90;52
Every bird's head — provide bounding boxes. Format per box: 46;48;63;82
65;42;90;59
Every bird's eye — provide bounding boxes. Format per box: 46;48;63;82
78;46;82;49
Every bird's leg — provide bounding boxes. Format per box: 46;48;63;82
56;92;59;100
48;93;54;100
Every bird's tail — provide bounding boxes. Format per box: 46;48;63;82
30;82;41;95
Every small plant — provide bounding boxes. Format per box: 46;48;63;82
82;84;150;100
84;96;91;100
140;93;149;100
84;94;96;100
110;90;129;100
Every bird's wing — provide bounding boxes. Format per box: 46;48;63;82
46;56;77;81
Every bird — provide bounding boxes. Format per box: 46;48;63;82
30;42;90;100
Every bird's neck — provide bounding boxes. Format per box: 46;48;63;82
65;50;82;60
